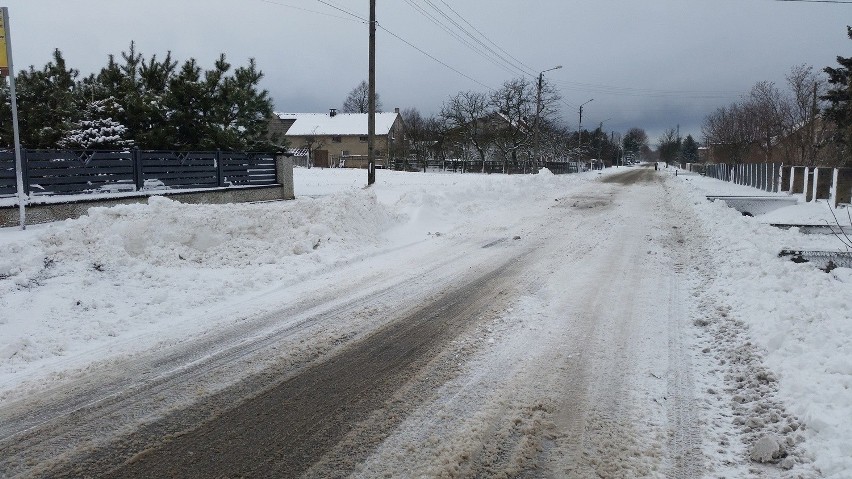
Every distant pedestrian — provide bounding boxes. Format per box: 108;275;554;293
654;162;658;171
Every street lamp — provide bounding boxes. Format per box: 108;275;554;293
534;65;562;167
576;99;593;170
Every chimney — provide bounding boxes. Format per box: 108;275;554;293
394;107;400;114
329;108;337;117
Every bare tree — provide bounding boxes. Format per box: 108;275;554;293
342;80;382;113
702;103;756;163
402;107;440;172
748;81;789;162
489;78;536;173
440;90;492;171
539;118;572;163
786;64;829;166
423;116;447;171
302;129;326;168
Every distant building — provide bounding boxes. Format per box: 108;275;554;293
269;109;405;168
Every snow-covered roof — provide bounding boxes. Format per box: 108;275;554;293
275;112;400;136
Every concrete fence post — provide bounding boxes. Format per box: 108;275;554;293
789;166;796;193
830;168;839;208
812;168;819;203
276;154;295;200
803;167;810;201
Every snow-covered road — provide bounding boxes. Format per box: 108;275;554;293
1;166;848;477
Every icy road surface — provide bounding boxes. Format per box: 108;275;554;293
0;167;822;477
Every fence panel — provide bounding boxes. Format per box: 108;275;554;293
25;150;135;196
220;152;278;186
140;151;218;189
0;152;16;196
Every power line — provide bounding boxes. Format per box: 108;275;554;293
317;0;501;90
551;79;742;100
421;0;536;78
401;2;580;113
438;0;538;75
314;0;368;22
376;22;493;90
249;0;739;131
256;0;495;91
253;0;363;23
401;0;531;80
775;0;852;3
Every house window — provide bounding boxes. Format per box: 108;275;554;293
342;150;350;157
359;136;368;143
332;136;342;143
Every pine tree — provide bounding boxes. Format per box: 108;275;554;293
0;43;277;151
681;135;700;163
162;58;207;150
59;96;133;150
217;58;276;150
12;49;79;148
0;82;12;148
823;26;852;163
90;43;177;149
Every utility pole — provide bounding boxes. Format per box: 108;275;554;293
676;123;681;167
534;65;561;168
367;0;376;186
576;99;593;169
596;121;603;170
610;131;615;167
595;118;610;170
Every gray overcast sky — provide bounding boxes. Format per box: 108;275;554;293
3;0;851;143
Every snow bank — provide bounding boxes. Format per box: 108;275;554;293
676;173;852;477
0;167;601;397
0;188;400;395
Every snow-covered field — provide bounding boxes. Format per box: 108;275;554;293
0;165;850;477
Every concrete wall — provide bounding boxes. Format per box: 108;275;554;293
1;156;294;228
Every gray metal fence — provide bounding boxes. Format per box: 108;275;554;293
0;149;276;197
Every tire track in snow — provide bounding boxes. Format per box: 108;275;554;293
663;214;703;478
22;247;532;478
0;236;522;478
353;168;702;477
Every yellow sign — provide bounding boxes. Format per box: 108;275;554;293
0;11;7;77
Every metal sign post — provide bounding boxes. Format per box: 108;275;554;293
1;7;25;229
